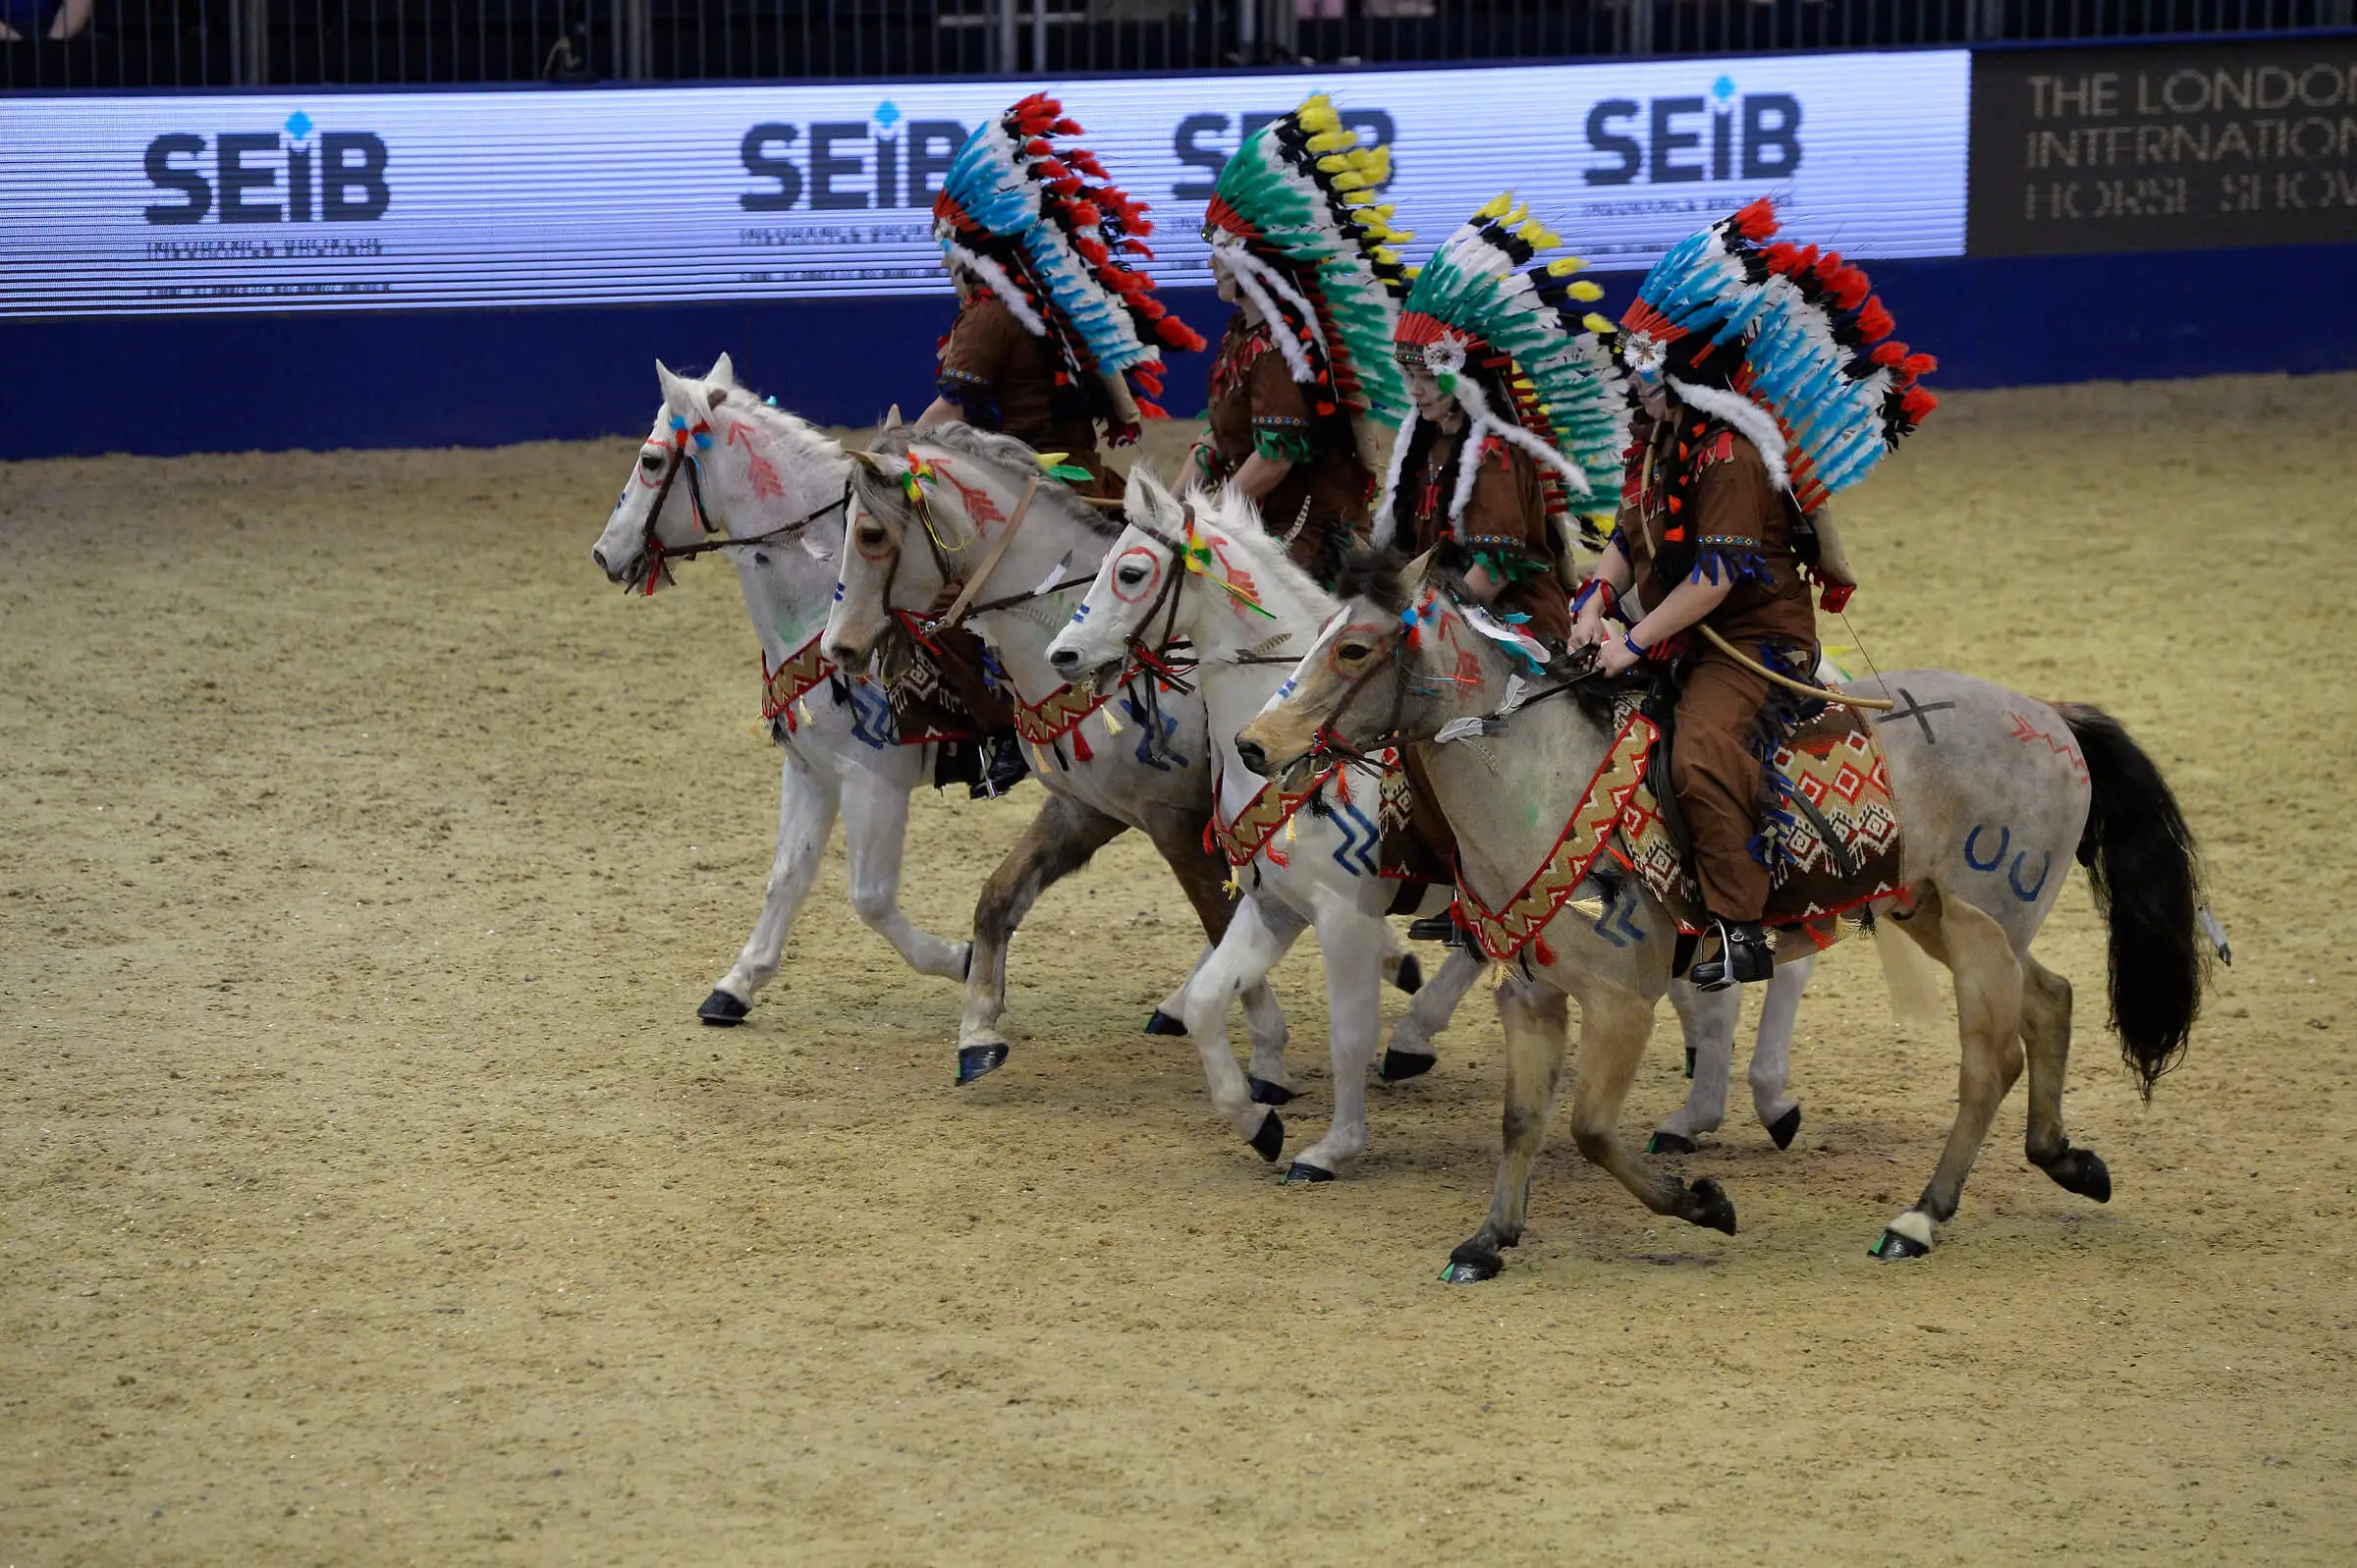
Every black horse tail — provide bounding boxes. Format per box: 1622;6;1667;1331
2055;703;2208;1100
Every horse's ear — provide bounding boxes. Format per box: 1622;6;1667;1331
655;359;694;414
1123;461;1173;525
1398;546;1439;595
841;448;891;476
882;404;904;431
709;351;736;386
707;385;730;409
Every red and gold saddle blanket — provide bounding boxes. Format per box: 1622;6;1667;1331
1455;703;1905;964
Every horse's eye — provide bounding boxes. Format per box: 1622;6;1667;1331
856;525;890;551
639;451;665;475
1336;640;1373;665
1117;566;1146;587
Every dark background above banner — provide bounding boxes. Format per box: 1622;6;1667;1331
1969;35;2357;256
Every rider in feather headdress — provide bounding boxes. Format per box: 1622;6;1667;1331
1572;197;1938;989
1194;95;1411;587
1375;192;1630;903
911;95;1206;796
916;92;1205;497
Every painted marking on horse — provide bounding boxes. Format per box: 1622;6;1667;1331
1962;824;2011;872
846;677;898;750
1875;687;1956;744
1327;795;1380;879
1111;547;1164;605
2007;848;2054;903
2005;711;2090;782
1122;696;1187;772
725;423;785;500
1592;884;1646;947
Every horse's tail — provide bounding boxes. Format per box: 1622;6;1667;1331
2054;702;2208;1100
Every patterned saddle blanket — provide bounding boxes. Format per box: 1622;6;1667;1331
1454;699;1906;965
1612;697;1905;954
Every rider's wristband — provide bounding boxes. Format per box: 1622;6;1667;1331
1622;632;1649;662
1571;577;1617;619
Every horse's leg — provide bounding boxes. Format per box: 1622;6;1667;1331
1652;978;1737;1153
1138;810;1292;1099
2019;951;2110;1204
956;791;1128;1083
1747;953;1811;1150
1562;978;1739;1236
1284;904;1388;1183
1381;946;1484;1082
705;747;841;1025
1442;973;1572;1281
1871;892;2027;1259
1175;894;1302;1162
840;764;970;981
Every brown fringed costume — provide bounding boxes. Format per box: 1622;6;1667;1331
934;294;1124;502
1199;315;1374;586
1612;411;1820;924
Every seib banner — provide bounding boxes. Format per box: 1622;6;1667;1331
0;52;1966;318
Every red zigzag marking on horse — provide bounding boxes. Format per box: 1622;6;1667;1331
2006;712;2090;783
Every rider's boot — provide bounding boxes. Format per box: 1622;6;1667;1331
1689;914;1773;992
970;729;1031;799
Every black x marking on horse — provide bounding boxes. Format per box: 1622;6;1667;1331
1875;686;1956;744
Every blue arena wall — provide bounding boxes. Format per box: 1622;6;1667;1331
7;241;2354;460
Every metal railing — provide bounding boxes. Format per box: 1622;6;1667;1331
5;0;2350;89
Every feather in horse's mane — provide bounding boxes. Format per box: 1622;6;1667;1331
1179;484;1339;622
864;420;1124;539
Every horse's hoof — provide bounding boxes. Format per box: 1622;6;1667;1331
1247;1111;1285;1163
955;1043;1010;1085
1282;1161;1336;1185
1379;1049;1436;1083
697;990;749;1027
1648;1130;1697;1157
1394;954;1423;996
1684;1177;1738;1235
1247;1076;1297;1107
1767;1106;1803;1151
2044;1147;2111;1204
1143;1009;1186;1037
1441;1240;1502;1284
1869;1225;1934;1261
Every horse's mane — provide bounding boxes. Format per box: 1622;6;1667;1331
1332;546;1415;616
714;387;844;465
1183;484;1339;622
863;420;1122;539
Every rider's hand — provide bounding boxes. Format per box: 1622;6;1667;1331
1569;600;1610;650
1599;633;1645;677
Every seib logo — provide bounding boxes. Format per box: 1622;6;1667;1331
143;112;389;225
1583;78;1800;186
1172;110;1396;200
740;101;968;210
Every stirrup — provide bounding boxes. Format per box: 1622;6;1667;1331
1405;913;1471;951
1689;916;1772;992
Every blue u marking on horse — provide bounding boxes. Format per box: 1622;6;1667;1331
1964;824;2053;902
2007;849;2053;903
1963;824;2010;872
1327;796;1380;878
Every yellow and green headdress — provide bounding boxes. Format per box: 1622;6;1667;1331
1379;192;1629;545
1201;94;1410;429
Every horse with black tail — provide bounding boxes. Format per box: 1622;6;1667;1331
1237;552;2212;1277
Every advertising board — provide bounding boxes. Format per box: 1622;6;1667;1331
0;51;1969;319
1967;36;2357;255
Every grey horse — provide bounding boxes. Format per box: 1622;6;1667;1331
1236;553;2209;1277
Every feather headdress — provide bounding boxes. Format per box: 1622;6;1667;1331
1618;197;1936;514
1202;93;1411;431
1377;192;1629;546
934;93;1205;421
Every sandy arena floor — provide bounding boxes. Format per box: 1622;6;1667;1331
3;374;2354;1565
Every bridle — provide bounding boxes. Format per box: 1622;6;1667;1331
1104;512;1301;699
628;414;852;595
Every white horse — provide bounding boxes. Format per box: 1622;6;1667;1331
589;356;968;1021
1043;478;1815;1174
1043;477;1488;1178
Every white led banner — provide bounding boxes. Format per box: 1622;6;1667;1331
0;52;1968;318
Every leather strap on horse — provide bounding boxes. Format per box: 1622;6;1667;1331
936;473;1041;629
